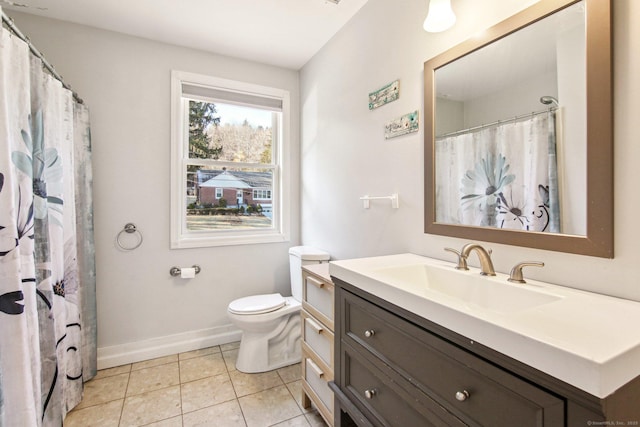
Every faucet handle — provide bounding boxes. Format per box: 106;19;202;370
445;248;468;270
508;261;544;284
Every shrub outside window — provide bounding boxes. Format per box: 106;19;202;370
170;71;290;248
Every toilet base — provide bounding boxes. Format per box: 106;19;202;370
235;311;302;373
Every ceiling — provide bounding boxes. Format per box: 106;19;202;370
1;0;369;70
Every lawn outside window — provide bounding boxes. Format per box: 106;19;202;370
170;71;290;248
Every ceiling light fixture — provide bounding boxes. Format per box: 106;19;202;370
423;0;456;33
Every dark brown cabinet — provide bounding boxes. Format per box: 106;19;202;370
331;277;640;427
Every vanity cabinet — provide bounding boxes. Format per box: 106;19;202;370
331;277;640;427
301;263;336;426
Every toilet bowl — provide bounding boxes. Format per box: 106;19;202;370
227;246;330;373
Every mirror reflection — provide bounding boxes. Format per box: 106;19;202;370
433;2;586;236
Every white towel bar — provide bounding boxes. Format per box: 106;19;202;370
359;193;399;209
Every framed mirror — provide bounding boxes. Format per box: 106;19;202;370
424;0;612;257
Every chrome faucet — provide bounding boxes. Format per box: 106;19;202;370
460;243;496;276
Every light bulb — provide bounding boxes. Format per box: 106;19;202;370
423;0;456;33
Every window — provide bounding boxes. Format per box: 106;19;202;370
253;189;272;200
171;71;290;248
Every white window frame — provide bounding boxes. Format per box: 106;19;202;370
215;188;223;199
170;70;290;248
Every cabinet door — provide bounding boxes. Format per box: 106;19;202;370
342;290;565;427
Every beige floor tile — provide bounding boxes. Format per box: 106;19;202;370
229;369;284;397
271;414;312;427
92;364;131;380
126;362;180;396
131;354;179;371
305;410;330;427
179;345;221;361
277;363;301;384
144;415;184;427
180;352;228;382
181;372;236;413
183;399;246;427
64;399;123;426
239;384;303;427
285;380;312;414
75;373;129;409
222;348;239;371
71;344;322;427
220;341;241;352
120;385;182;426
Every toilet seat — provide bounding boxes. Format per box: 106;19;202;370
228;293;286;315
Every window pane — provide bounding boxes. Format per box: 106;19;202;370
188;100;274;164
186;166;274;231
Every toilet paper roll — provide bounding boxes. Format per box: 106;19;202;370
180;267;196;279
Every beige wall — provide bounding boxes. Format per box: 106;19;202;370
300;0;640;302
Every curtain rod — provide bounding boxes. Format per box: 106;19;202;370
436;107;556;139
1;10;84;104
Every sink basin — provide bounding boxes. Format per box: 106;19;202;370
373;264;562;314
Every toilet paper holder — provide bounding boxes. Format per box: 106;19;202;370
169;265;201;277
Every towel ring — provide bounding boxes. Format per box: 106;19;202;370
116;223;143;251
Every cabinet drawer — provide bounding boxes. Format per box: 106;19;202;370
342;343;465;427
343;291;564;427
301;310;334;370
303;353;334;413
302;271;334;330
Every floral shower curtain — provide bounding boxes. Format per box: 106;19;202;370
435;111;561;233
0;12;96;426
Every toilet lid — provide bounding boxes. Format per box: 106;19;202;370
228;293;286;315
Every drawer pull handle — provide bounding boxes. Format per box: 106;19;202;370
307;358;324;378
306;317;324;334
364;329;375;338
307;277;325;288
364;389;377;399
455;390;470;402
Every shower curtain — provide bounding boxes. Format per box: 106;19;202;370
435;111;561;233
0;13;96;426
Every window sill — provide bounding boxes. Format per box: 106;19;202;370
171;230;290;249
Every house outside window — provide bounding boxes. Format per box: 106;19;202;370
170;71;290;248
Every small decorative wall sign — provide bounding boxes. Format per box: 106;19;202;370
369;80;399;110
385;110;419;139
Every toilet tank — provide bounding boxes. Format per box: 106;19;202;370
288;246;330;302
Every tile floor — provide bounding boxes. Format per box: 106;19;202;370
64;342;329;427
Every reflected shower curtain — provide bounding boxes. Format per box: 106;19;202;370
0;15;96;426
435;112;560;232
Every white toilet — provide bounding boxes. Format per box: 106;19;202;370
227;246;330;373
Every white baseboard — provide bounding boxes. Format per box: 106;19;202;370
97;324;242;370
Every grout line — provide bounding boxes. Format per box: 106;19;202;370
177;350;185;427
117;370;130;425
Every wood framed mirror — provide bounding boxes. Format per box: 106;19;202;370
424;0;612;257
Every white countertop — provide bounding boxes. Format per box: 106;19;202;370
329;253;640;398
